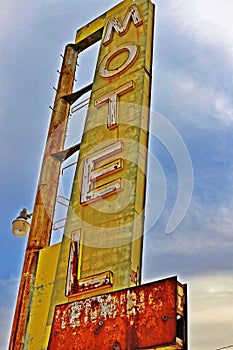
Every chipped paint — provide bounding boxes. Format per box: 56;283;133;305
49;277;187;349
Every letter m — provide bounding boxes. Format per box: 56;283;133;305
103;4;143;46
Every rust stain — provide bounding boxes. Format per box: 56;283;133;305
49;277;186;349
9;44;78;350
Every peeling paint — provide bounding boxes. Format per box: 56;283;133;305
49;277;187;349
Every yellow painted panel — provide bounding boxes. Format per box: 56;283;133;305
45;2;155;341
23;2;155;349
75;0;135;46
25;244;61;349
75;16;105;44
71;0;154;290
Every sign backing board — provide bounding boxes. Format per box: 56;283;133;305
48;277;187;349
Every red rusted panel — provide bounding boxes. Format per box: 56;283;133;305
49;277;183;349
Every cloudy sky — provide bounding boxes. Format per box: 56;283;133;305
1;0;233;349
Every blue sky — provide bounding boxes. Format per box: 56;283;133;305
1;0;233;349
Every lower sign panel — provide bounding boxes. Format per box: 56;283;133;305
48;276;187;349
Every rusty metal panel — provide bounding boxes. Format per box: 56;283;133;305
48;277;186;349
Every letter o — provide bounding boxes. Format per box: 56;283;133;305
99;42;138;78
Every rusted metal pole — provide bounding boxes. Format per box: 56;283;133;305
9;44;78;350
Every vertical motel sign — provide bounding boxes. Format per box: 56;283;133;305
65;0;155;294
11;1;188;349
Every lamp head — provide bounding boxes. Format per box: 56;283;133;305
12;208;32;237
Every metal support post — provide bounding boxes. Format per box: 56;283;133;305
9;44;78;350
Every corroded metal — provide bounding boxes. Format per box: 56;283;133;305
51;143;81;162
62;83;93;104
9;2;188;350
48;277;187;349
9;44;78;350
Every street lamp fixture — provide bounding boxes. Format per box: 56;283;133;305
12;208;32;237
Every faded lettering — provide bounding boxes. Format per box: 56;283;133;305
81;141;123;205
95;81;134;128
103;4;143;46
99;42;138;78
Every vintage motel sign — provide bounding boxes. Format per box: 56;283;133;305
14;1;186;349
62;0;155;295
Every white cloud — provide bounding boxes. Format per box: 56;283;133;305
166;0;233;60
193;0;233;41
157;68;233;130
189;196;233;240
189;271;233;350
155;1;233;133
144;186;233;261
215;95;233;125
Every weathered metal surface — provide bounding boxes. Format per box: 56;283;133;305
9;3;184;350
48;277;186;349
62;83;93;104
76;270;113;294
9;44;78;350
24;244;61;348
44;3;156;348
51;143;81;162
53;0;155;310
